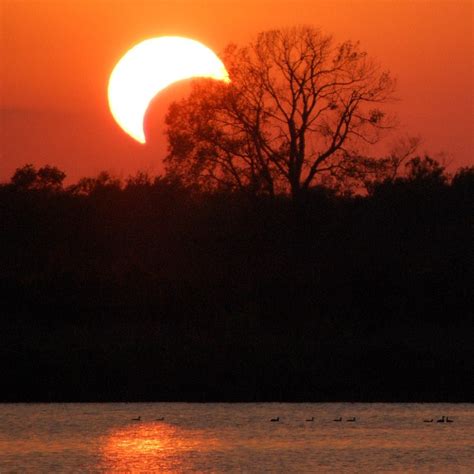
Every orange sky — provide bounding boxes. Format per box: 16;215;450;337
1;0;473;182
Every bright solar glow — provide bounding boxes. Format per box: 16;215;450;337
108;36;229;143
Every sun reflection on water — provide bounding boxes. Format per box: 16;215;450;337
99;421;222;472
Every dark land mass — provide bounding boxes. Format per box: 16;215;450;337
0;165;472;402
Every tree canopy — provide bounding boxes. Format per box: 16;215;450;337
10;164;66;191
165;26;396;199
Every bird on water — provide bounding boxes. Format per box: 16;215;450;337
333;417;342;422
306;417;314;422
346;417;356;422
132;416;141;421
270;417;280;422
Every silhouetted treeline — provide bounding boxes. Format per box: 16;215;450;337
0;160;472;402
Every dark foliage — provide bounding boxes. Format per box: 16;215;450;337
0;163;472;401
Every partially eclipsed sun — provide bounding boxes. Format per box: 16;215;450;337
108;36;230;144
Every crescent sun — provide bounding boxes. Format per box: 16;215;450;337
108;36;230;144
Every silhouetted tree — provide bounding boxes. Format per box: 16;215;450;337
36;165;66;190
318;135;422;195
404;156;447;185
10;164;37;189
10;164;66;191
125;171;153;190
367;155;451;201
68;171;121;196
451;166;474;199
334;135;421;194
165;26;396;199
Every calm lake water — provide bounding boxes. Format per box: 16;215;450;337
0;403;473;473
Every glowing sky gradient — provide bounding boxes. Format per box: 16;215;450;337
1;0;473;182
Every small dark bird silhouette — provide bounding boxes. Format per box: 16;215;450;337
346;417;356;422
437;416;445;423
155;417;165;421
306;417;314;422
131;416;141;421
333;417;342;422
423;419;433;423
270;417;280;422
446;417;454;423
